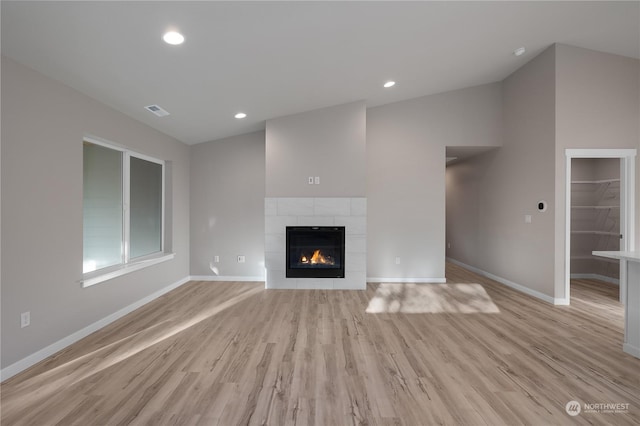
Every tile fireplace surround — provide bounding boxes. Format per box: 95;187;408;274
265;197;366;289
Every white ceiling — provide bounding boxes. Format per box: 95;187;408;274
2;1;638;145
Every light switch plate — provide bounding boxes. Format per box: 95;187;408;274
21;311;30;328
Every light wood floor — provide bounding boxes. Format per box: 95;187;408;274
2;263;639;425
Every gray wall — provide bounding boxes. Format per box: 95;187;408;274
445;160;482;265
1;57;190;368
553;44;640;298
446;44;639;300
446;46;557;296
367;83;502;280
266;101;366;197
190;132;266;277
189;84;502;281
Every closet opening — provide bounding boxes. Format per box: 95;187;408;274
564;149;636;305
570;158;621;301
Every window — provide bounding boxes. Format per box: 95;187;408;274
83;138;166;280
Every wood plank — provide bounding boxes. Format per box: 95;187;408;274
2;264;639;425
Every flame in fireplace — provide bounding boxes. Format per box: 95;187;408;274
300;250;334;265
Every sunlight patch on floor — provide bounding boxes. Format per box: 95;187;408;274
366;283;500;314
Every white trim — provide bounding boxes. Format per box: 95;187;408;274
366;277;446;283
571;178;620;184
82;253;175;288
84;136;127;152
190;275;265;282
84;135;163;163
161;160;166;254
622;158;634;302
129;151;165;166
1;275;191;382
123;151;131;262
623;343;640;359
446;257;563;305
570;273;619;286
565;154;572;301
564;149;636;304
565;149;637;158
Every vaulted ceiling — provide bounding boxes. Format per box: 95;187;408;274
2;1;638;145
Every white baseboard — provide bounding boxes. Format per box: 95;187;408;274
366;277;446;283
570;273;619;286
194;275;449;285
0;276;191;382
190;275;265;282
623;343;640;359
446;257;560;305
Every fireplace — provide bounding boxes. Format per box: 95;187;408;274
265;198;366;289
286;226;345;278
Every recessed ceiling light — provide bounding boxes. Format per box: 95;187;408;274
383;81;396;88
163;31;184;45
513;47;526;57
234;112;247;119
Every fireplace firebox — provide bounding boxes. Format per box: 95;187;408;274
286;226;345;278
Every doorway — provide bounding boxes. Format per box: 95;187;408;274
565;149;636;304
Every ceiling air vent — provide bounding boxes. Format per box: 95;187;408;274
144;104;170;117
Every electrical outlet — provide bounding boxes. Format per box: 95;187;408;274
447;243;451;249
237;255;245;263
395;257;401;265
525;215;532;223
314;176;320;185
308;176;314;185
214;255;220;263
21;311;30;328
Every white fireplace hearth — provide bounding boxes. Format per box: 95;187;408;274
265;197;366;289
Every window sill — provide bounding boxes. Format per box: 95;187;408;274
82;253;175;288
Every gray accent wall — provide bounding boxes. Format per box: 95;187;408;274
264;101;367;288
266;101;366;197
190;132;266;277
1;57;190;368
554;44;640;298
446;46;557;296
367;83;502;280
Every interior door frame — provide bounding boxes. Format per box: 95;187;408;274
565;149;636;303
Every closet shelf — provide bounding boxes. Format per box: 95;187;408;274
570;160;620;280
571;231;619;236
571;179;620;184
571;205;620;209
571;255;619;264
